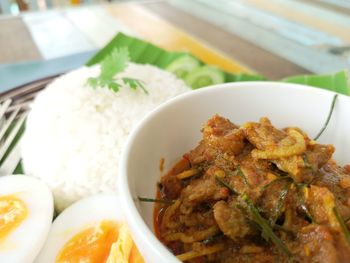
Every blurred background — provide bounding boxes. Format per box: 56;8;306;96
1;0;350;89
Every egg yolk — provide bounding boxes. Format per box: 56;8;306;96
56;220;119;263
0;195;28;241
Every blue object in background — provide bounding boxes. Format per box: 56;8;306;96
0;50;97;93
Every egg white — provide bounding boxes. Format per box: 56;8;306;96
35;193;123;263
0;175;54;263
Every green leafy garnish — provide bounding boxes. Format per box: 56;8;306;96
215;176;238;195
101;47;129;79
137;196;174;204
269;181;292;227
202;233;223;245
87;47;148;94
333;206;350;245
295;184;314;222
260;176;293;194
248;218;295;237
242;194;292;257
313;94;338;140
273;224;295;237
302;154;315;171
236;165;250;186
122;78;148;94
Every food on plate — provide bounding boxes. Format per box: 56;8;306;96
21;61;190;212
35;193;144;263
0;175;53;263
154;114;350;262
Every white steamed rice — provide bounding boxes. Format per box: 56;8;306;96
21;63;190;212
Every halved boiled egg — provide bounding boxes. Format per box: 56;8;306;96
35;193;144;263
0;175;54;263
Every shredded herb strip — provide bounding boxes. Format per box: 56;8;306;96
295;184;314;223
302;154;314;171
269;181;292;227
202;233;224;245
236;165;250;186
87;47;148;94
260;176;293;194
247;217;295;238
138;196;174;205
314;94;338;140
273;224;295;237
242;194;293;257
215;176;239;195
333;207;350;245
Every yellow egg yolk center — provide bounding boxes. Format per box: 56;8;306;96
56;220;120;263
0;195;28;241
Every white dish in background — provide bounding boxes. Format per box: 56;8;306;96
119;81;350;263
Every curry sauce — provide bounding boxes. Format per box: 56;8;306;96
154;114;350;263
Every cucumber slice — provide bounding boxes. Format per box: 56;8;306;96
165;55;201;78
185;65;225;89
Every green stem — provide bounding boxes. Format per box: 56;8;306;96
242;194;293;257
333;206;350;245
237;165;250;186
314;94;338;140
260;176;293;194
269;181;292;227
215;176;239;195
295;184;314;223
137;196;174;204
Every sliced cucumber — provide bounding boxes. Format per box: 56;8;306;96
185;65;225;89
165;55;201;79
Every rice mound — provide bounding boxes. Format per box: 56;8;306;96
21;63;190;212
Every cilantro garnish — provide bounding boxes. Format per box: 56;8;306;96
87;47;148;94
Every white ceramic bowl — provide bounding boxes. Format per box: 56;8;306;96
119;82;350;263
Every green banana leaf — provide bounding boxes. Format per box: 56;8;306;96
282;70;349;96
86;33;349;95
86;33;263;86
86;33;187;68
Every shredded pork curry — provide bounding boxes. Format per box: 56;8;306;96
154;114;350;263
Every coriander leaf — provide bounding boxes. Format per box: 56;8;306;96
108;82;120;92
122;78;148;94
86;47;148;94
100;47;129;79
87;77;99;88
122;77;137;90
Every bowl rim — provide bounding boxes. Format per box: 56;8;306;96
119;81;349;262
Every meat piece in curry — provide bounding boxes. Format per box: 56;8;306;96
154;114;350;263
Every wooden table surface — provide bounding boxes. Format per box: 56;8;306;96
1;0;350;80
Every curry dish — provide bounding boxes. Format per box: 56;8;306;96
154;114;350;263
